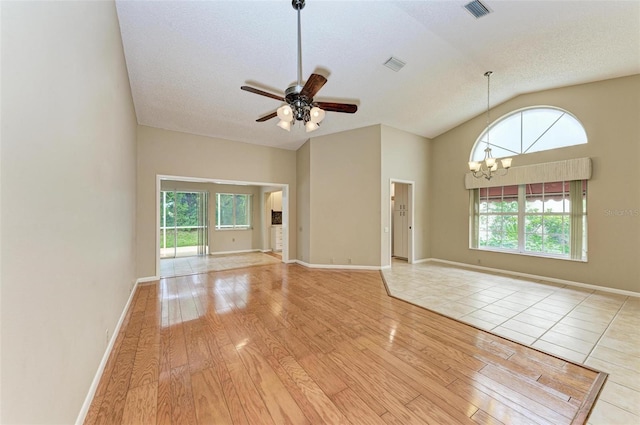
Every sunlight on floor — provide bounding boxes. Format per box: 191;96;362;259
160;251;281;278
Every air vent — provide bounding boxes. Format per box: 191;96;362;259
464;0;491;18
383;57;406;72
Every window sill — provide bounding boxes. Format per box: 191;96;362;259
469;247;587;263
214;227;252;231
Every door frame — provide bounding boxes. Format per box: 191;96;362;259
155;174;289;278
389;179;414;265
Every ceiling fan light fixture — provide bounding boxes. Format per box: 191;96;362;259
277;120;292;131
305;121;319;132
277;105;293;121
241;0;357;130
309;106;325;123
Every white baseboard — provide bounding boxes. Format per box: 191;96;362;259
75;280;140;424
136;276;158;284
427;258;640;298
412;258;430;264
294;260;381;271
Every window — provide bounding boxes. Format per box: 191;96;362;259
470;106;587;161
215;193;252;230
471;180;587;260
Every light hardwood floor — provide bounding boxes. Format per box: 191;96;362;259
85;264;605;424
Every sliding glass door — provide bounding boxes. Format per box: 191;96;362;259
160;191;208;258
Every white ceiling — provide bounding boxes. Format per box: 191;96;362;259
115;0;640;150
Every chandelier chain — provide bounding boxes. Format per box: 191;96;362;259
485;70;492;147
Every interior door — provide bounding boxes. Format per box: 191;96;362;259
393;183;409;259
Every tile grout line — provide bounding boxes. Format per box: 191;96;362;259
582;296;629;364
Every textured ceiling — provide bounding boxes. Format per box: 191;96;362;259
115;0;640;150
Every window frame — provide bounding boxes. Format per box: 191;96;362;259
470;106;588;162
470;180;587;261
215;193;252;230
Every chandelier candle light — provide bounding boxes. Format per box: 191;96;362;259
468;71;512;180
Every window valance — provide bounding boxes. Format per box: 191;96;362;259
464;157;592;189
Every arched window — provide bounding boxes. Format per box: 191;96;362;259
470;106;587;161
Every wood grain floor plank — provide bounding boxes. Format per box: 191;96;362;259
129;325;160;389
93;335;138;425
169;324;189;369
479;363;576;418
155;370;172;425
470;408;507;425
169;365;197;425
185;321;214;373
450;369;569;425
191;367;233;425
331;388;388;425
236;342;310;424
406;394;477;425
353;336;480;418
218;343;276;425
278;355;350;424
121;382;157;425
447;378;552;425
315;350;387;416
83;394;103;425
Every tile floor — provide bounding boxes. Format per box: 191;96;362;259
160;251;281;278
383;260;640;425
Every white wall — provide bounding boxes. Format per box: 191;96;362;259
1;1;138;423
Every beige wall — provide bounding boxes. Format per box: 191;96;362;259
308;126;382;266
430;75;640;293
381;125;432;266
137;125;297;277
1;1;138;423
296;141;311;263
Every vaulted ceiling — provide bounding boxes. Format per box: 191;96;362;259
115;0;640;150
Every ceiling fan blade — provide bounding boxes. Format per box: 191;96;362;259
316;102;358;114
241;86;285;102
256;111;278;122
300;73;327;99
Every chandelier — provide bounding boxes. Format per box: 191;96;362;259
468;71;512;180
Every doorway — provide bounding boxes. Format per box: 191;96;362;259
390;180;414;263
155;175;290;279
160;190;209;258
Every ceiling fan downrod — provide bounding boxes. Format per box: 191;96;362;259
293;0;305;88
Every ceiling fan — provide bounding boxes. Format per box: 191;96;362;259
240;0;358;132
